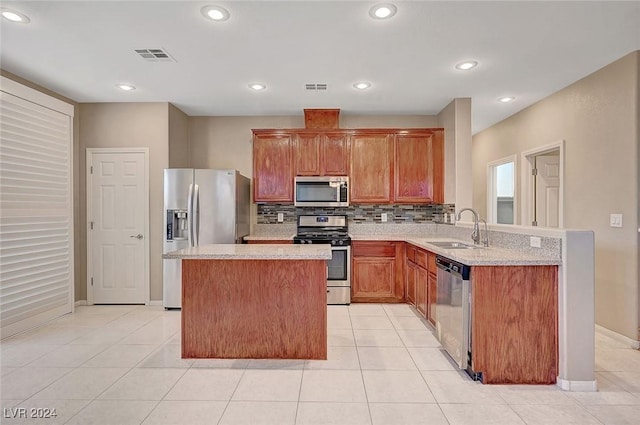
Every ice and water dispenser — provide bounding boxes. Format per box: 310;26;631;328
166;210;188;240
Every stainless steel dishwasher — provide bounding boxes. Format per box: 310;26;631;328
435;255;481;381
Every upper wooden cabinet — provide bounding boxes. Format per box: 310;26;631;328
394;130;444;204
350;132;394;203
252;131;293;202
295;132;349;176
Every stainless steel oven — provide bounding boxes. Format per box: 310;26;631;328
293;215;351;305
326;245;351;304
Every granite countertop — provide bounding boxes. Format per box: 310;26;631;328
163;243;332;260
350;234;561;266
243;234;295;241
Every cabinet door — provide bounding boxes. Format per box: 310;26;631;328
350;133;393;203
322;133;349;175
295;133;321;176
394;130;444;204
253;132;293;202
427;271;437;325
352;257;396;301
351;241;404;302
406;260;417;306
416;266;428;318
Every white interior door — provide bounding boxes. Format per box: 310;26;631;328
535;154;560;227
88;150;148;304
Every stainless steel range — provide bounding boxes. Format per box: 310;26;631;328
293;215;351;305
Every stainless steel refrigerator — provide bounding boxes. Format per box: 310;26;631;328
163;169;250;308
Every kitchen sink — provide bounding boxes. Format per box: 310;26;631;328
427;241;478;249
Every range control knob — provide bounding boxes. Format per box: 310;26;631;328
338;240;344;246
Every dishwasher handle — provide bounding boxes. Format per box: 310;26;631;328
436;255;471;280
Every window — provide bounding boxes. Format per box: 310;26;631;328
487;156;516;225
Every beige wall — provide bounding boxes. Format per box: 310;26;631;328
78;103;170;302
472;51;639;340
437;99;472;207
168;104;190;168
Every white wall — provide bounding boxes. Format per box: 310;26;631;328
472;51;639;341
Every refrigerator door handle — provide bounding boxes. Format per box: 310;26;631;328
193;183;200;246
187;183;194;247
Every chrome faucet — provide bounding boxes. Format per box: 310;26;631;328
456;208;481;245
478;218;489;247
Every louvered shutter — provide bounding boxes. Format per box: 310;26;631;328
0;81;74;338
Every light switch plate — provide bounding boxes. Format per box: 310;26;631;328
530;236;542;248
610;213;623;228
381;213;388;222
277;212;284;223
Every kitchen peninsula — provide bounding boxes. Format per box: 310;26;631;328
163;244;332;360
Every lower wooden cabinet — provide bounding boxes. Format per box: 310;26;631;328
415;266;428;317
427;271;437;325
351;241;404;302
405;260;417;306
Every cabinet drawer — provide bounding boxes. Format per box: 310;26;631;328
428;252;436;273
415;249;428;269
406;244;416;262
352;241;396;257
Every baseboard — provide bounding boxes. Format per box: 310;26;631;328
74;300;88;306
149;300;163;306
557;378;598;392
596;324;640;349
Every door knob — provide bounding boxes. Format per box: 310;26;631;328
130;234;143;239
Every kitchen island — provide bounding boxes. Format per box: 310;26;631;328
163;244;332;360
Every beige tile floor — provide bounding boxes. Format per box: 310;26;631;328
0;303;638;424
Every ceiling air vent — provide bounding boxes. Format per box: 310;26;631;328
305;83;328;91
135;48;176;62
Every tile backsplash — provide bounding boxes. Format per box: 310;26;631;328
257;203;456;224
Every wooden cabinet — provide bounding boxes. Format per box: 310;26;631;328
470;265;558;384
351;241;404;302
295;132;349;176
350;132;394;203
405;243;436;323
253;126;444;205
252;131;293;202
394;130;444;204
405;260;417;306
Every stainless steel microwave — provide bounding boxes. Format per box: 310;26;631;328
294;176;349;207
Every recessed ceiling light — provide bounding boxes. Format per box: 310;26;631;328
498;96;515;103
353;82;372;90
455;61;478;71
201;5;230;22
248;83;266;91
1;8;30;23
369;3;397;19
116;84;136;91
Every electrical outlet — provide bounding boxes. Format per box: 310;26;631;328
381;213;388;222
530;236;542;248
610;213;623;228
277;212;284;223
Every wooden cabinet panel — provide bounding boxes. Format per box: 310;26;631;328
294;132;348;176
322;133;349;175
416;266;428;317
352;241;397;257
351;241;404;302
406;260;417;306
415;249;428;269
350;133;394;203
427;271;437;325
406;244;416;263
295;133;321;176
394;130;444;204
352;257;396;300
252;132;293;202
471;265;558;384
